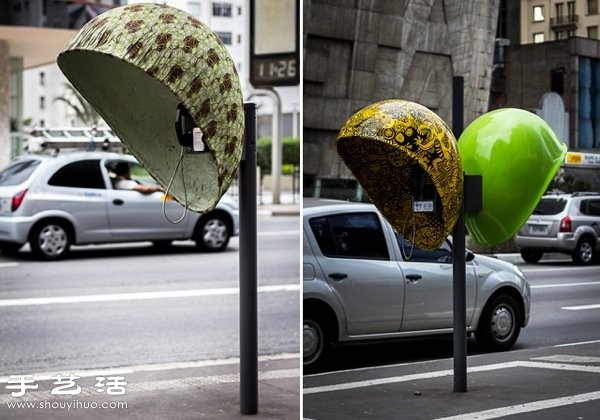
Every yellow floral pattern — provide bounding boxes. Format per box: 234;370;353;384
337;100;463;251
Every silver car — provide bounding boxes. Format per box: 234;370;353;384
516;192;600;265
0;152;239;260
303;200;531;369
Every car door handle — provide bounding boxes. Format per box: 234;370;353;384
329;273;348;281
406;274;422;282
112;199;124;206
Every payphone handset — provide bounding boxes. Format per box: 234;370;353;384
175;103;209;154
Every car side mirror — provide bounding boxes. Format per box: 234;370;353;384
466;251;475;262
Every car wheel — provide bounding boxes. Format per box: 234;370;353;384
572;237;595;265
520;249;542;264
29;221;72;260
304;310;331;371
195;214;230;252
476;294;521;351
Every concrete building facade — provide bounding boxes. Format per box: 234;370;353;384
303;0;501;198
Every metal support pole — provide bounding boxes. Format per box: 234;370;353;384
452;75;467;393
452;200;467;392
240;102;258;414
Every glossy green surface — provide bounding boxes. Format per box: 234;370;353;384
458;108;567;246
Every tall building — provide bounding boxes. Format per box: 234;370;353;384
493;0;600;150
1;0;123;166
521;0;600;43
491;0;600;191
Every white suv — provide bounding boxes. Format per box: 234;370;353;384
516;193;600;265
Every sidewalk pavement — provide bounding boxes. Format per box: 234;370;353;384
1;353;300;419
257;190;300;217
304;341;600;419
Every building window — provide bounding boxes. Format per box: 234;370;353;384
39;71;45;86
556;30;565;40
556;2;564;18
237;34;242;44
533;5;545;21
533;32;545;43
567;1;576;18
39;96;45;110
188;1;201;17
238;6;242;15
213;2;232;17
589;26;599;38
215;31;232;45
589;0;598;15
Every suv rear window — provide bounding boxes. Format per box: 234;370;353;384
0;159;41;186
532;197;567;215
309;212;390;260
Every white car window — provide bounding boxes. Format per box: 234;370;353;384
48;160;106;189
309;212;389;260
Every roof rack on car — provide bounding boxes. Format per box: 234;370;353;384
571;192;600;197
26;127;125;154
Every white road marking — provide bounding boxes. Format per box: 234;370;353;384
531;281;600;289
523;266;598;274
555;339;600;347
304;361;600;395
433;391;600;420
532;355;600;364
258;230;299;236
0;353;299;384
0;262;18;268
304;362;520;395
562;303;600;310
0;284;300;307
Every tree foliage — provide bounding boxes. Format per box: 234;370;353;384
256;137;300;176
53;83;102;126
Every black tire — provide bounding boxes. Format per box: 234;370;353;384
29;220;72;260
0;243;22;256
152;240;173;250
194;213;230;252
572;237;595;265
476;294;522;351
303;309;331;371
520;249;543;264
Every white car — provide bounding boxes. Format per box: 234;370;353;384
303;200;531;369
0;151;239;260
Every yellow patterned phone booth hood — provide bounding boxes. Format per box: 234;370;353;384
337;100;464;251
57;3;244;212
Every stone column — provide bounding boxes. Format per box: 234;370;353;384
0;40;10;168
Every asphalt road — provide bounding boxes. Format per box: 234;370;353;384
518;259;600;348
0;214;300;376
306;257;600;373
